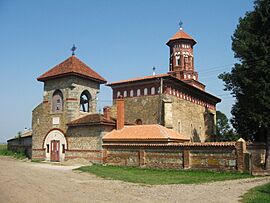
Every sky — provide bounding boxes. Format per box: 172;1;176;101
0;0;255;143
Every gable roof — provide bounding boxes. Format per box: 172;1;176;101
37;55;107;83
167;29;197;45
103;124;190;142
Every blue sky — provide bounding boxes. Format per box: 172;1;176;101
0;0;254;143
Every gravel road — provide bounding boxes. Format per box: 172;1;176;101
0;157;269;203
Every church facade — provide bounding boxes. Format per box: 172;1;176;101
31;27;220;162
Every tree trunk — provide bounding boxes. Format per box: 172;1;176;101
265;127;270;170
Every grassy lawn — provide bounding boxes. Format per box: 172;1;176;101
0;144;27;159
241;182;270;203
76;164;253;185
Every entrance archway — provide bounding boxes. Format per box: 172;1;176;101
43;129;67;162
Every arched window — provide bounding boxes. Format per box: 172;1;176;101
151;87;155;95
144;88;148;95
52;90;63;112
80;90;91;112
135;119;142;125
123;90;127;97
130;90;134;97
137;89;141;96
117;91;121;97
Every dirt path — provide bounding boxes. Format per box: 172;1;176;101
0;157;269;203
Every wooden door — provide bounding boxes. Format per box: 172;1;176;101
50;140;60;162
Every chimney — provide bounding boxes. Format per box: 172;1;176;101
103;106;110;120
116;95;124;130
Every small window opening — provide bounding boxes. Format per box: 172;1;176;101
137;89;141;96
135;119;143;125
46;144;49;153
144;88;148;95
80;90;91;112
52;90;63;112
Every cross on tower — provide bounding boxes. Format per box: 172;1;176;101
179;21;183;30
71;44;77;56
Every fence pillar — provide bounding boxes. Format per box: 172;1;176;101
236;138;247;172
183;149;190;169
139;149;146;167
102;149;108;164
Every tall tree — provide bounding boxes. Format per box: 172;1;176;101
219;0;270;169
216;111;240;141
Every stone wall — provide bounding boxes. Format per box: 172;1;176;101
111;95;161;125
167;95;216;142
103;141;247;172
110;93;216;142
65;125;114;163
7;136;32;158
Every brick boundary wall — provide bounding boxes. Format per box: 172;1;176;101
103;140;249;172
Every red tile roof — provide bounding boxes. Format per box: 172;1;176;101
103;124;190;142
103;142;236;147
67;114;116;126
107;74;170;86
167;29;196;45
37;55;107;83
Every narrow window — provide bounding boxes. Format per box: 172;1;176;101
144;88;148;95
177;121;181;133
130;90;134;97
117;91;121;97
137;89;141;96
80;90;91;112
46;144;49;153
52;90;63;112
123;90;127;97
62;144;65;153
151;87;155;95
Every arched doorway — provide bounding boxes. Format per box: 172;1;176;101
43;130;67;162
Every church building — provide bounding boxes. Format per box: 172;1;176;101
31;26;221;162
108;26;221;142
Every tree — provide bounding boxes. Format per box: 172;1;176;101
216;111;240;141
219;0;270;169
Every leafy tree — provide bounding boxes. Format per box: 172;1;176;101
216;111;240;141
219;0;270;169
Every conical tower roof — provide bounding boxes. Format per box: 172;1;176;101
167;29;196;45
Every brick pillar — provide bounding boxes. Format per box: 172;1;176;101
183;149;190;169
139;149;146;167
102;149;108;164
236;138;246;172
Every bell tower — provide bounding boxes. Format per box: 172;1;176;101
167;23;205;90
167;23;197;80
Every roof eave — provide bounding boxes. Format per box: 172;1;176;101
37;72;107;84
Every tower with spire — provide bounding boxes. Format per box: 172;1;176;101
167;23;205;90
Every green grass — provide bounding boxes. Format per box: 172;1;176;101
76;164;253;185
0;144;27;159
242;182;270;203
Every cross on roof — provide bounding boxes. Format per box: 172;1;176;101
71;44;77;56
179;21;183;30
